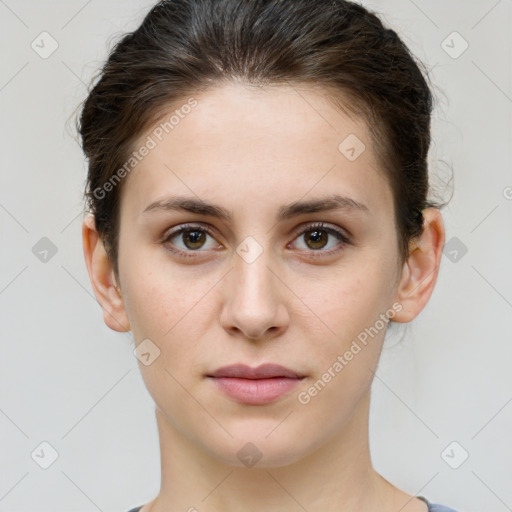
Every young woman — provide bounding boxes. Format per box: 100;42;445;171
79;1;457;510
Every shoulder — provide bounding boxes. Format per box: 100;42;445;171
418;495;460;512
123;502;463;512
429;505;459;512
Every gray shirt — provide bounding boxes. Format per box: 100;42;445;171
125;495;460;511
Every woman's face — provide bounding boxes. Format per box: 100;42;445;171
98;83;420;466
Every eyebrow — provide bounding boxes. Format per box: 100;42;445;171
142;194;370;221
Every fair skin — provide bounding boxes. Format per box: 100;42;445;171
83;83;444;512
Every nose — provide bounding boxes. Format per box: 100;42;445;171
219;246;289;342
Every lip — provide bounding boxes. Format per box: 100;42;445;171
206;364;306;405
207;363;305;379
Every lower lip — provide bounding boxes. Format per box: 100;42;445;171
208;377;303;405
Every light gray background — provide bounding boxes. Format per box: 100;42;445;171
1;1;511;511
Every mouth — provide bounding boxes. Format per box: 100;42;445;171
206;363;306;405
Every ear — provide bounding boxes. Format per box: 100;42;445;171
82;213;130;332
392;208;445;323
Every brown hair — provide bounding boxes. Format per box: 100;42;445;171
78;0;451;282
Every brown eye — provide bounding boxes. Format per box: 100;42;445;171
290;222;351;256
161;224;220;258
180;229;207;250
303;228;329;250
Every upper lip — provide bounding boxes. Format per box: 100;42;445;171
207;364;305;379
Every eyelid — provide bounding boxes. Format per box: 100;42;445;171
160;221;351;257
162;221;350;241
159;223;220;252
161;222;217;241
290;221;351;242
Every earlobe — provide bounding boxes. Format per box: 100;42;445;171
392;208;445;324
82;213;131;332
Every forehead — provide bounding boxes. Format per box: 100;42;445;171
119;82;392;223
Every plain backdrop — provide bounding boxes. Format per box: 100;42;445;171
1;1;511;511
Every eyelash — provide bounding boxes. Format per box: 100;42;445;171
159;222;351;259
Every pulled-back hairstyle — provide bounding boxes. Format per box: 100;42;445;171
78;0;451;281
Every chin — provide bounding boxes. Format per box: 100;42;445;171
204;431;313;469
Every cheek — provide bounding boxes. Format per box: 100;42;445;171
301;265;392;337
123;269;208;400
121;260;221;382
293;270;390;424
120;244;206;335
125;278;202;343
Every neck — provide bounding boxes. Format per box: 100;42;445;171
143;389;415;512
